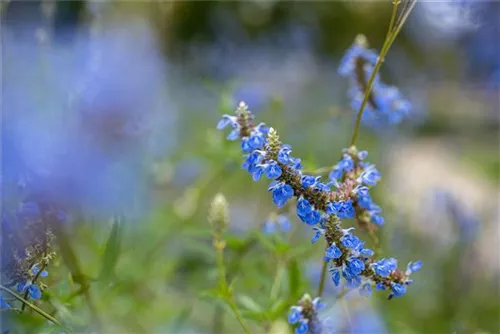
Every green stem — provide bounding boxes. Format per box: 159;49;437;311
349;0;403;147
0;285;67;330
316;246;329;298
226;296;252;334
214;240;251;334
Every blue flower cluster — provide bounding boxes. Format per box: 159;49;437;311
1;200;56;305
217;102;422;299
288;294;325;334
16;264;49;301
262;214;292;235
328;148;384;231
339;34;411;127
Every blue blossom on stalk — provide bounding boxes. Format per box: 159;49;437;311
339;34;412;127
218;102;422;299
262;214;292;235
329;148;384;232
288;294;325;334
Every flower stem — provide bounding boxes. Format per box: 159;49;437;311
317;246;329;297
0;284;67;330
214;240;251;334
349;0;410;147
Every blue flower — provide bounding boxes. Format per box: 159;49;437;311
297;197;313;216
301;175;319;188
277;146;291;164
360;283;373;296
347;258;365;275
371;214;385;226
338;156;355;172
371;258;398;278
288;306;303;325
344;274;362;289
328;167;343;181
359;166;381;186
298;210;321;226
375;282;386;291
334;200;355;219
31;264;48;277
265;161;282;179
341;234;361;249
216;115;238;131
330;268;341;286
17;282;42;300
406;261;423;275
390;282;407;297
295;320;309;334
276;214;292;232
325;243;342;260
356;187;373;209
270;183;294;207
311;227;323;243
241;137;253;153
262;220;277;235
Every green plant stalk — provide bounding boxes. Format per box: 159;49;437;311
317;245;329;298
349;0;403;147
213;236;258;333
214;240;252;334
0;284;67;330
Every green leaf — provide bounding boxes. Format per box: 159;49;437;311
99;216;123;281
237;295;264;313
267;299;290;320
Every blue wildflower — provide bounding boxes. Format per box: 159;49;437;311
325;243;342;260
288;306;302;325
330;268;341;286
264;161;282;179
298;210;321;226
390;282;407;297
295;320;309;334
347;258;365;275
405;261;423;275
360;283;373;296
342;234;361;249
371;258;398;278
297;197;313;216
359;166;381;186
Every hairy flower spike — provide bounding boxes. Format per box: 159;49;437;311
209;193;230;239
288;294;324;334
217;103;422;300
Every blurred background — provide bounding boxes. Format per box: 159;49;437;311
1;1;499;333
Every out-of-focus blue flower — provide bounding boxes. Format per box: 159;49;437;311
288;294;324;334
17;281;42;300
339;35;412;128
262;214;292;235
2;21;175;220
0;297;11;309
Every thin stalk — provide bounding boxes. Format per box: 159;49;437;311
214;240;251;334
316;246;329;297
0;285;66;329
349;0;403;147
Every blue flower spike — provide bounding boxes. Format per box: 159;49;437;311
217;102;422;300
